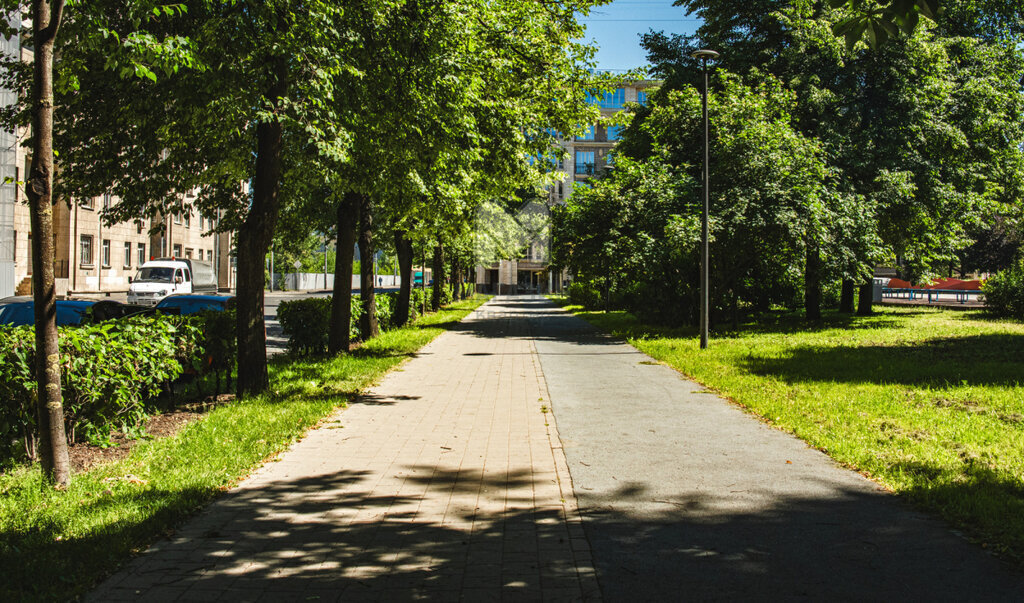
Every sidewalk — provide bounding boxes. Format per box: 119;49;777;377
89;298;598;601
89;296;1023;601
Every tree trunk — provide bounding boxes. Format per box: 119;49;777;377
358;194;378;339
29;0;70;487
431;243;444;310
857;278;874;316
804;240;821;320
393;229;413;328
329;192;359;353
839;279;855;313
235;63;287;397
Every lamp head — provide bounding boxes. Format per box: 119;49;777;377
690;49;720;60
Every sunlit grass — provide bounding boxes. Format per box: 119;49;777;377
0;295;488;601
558;300;1024;564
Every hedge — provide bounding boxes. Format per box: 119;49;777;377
278;292;425;356
0;312;233;465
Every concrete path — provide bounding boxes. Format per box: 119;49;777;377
525;296;1023;600
89;296;1023;601
89;298;597;601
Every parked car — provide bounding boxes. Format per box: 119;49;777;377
0;299;97;327
127;258;219;306
155;294;235;316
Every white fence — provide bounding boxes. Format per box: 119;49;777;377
272;273;402;291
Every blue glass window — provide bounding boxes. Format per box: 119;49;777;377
575;151;595;175
637;90;648;106
606;125;623;141
577;125;595;141
585;88;625;109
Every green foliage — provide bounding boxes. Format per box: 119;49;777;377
567;282;603;311
278;293;416;356
0;316;206;458
981;261;1024;318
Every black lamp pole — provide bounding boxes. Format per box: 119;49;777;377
691;49;718;350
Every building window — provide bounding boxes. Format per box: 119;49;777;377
173;213;182;224
575;151;595;175
577;125;595;141
173;243;182;257
199;215;205;230
184;211;191;228
102;193;112;210
637;90;648;106
102;239;111;267
207;249;214;262
80;235;94;266
586;88;625;109
123;242;132;267
185;248;193;259
607;125;623;141
137;243;146;266
81;197;95;210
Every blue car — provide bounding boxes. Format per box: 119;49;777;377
0;300;97;327
155;294;235;315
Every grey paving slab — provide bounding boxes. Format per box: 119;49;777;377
522;295;1024;601
88;298;596;601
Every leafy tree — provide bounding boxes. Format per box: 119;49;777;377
50;1;351;395
0;0;194;486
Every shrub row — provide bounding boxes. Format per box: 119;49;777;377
278;290;442;356
0;312;233;464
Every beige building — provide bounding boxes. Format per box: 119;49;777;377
1;27;235;299
10;195;235;298
476;79;658;295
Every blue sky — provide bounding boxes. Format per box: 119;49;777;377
577;0;702;71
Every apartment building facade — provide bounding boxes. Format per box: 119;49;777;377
476;79;659;295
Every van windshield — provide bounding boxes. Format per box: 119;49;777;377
135;267;174;282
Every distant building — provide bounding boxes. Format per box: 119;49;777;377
0;16;19;297
476;78;659;295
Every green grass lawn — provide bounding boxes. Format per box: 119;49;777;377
557;300;1024;564
0;296;488;601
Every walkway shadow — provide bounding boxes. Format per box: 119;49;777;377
574;477;1024;601
79;464;1024;601
88;467;589;600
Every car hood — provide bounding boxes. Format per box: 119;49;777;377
129;282;173;293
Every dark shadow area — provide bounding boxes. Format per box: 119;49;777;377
573;478;1024;601
69;462;1024;602
740;333;1024;387
84;467;590;601
351;393;422;406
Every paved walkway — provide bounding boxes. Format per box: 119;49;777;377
90;296;1023;601
90;298;597;601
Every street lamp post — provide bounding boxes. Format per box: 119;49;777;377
691;48;719;350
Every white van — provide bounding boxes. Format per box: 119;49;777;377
127;258;218;306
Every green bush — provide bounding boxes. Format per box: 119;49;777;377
982;261;1024;318
374;292;395;331
0;315;204;459
277;295;365;355
277;297;332;355
568;281;602;310
190;309;236;393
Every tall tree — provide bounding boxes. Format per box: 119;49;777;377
27;0;70;487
